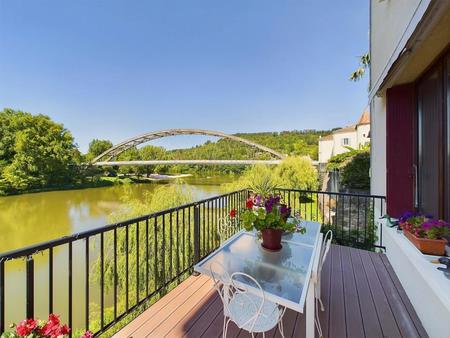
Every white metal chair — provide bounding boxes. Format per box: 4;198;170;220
217;216;235;245
314;230;333;338
209;262;286;338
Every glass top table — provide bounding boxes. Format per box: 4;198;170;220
194;220;322;313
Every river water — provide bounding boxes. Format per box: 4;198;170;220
0;176;230;330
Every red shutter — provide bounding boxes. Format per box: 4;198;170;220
386;83;416;217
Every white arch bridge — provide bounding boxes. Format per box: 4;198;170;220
91;129;287;166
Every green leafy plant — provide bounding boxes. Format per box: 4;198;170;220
240;194;301;233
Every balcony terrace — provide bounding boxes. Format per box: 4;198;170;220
116;245;426;338
0;189;429;338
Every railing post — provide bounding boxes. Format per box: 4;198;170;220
193;204;201;272
0;260;5;334
26;256;34;319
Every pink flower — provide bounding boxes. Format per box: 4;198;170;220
229;209;237;218
16;318;37;336
80;331;94;338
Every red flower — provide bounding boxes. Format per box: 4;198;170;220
16;318;37;336
246;199;254;209
48;313;61;326
57;324;70;336
81;330;94;338
229;209;237;218
40;314;65;338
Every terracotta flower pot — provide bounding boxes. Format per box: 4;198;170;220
403;230;447;256
261;228;283;251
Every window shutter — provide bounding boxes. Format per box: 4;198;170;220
386;83;416;217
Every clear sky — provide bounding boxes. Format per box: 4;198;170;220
0;0;369;152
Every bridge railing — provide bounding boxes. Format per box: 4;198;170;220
0;189;385;337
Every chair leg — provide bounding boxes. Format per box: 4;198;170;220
278;320;285;338
315;299;324;338
222;316;227;338
318;297;325;311
223;318;231;338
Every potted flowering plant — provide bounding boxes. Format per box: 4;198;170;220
399;211;450;255
0;313;93;338
241;194;303;251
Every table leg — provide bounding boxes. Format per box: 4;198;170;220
306;277;315;338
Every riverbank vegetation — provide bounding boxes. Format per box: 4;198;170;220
0;108;330;195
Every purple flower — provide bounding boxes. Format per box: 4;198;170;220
265;201;273;213
255;195;262;205
280;204;290;216
399;211;418;222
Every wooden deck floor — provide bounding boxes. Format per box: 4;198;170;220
114;245;427;338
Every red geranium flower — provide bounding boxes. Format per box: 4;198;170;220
40;314;63;337
229;209;237;218
16;318;37;336
246;199;254;209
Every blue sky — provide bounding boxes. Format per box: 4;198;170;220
0;0;369;152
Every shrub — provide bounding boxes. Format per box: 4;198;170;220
340;152;370;190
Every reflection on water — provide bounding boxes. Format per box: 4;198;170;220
0;177;228;253
0;177;229;330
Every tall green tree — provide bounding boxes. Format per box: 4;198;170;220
86;139;113;161
0;108;79;193
139;145;166;177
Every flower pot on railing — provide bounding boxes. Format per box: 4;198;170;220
403;230;447;256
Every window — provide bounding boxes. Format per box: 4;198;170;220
416;51;450;219
342;138;350;146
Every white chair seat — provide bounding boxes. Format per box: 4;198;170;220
228;293;281;333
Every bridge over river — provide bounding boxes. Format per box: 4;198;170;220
91;128;315;167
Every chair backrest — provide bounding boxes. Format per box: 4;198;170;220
209;262;265;332
229;272;265;332
217;216;234;244
318;230;333;276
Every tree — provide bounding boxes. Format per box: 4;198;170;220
274;156;318;190
349;53;370;81
341;152;370;190
139;145;166;177
0;108;79;192
86;139;113;161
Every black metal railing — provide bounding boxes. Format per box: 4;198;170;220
275;188;386;250
0;188;385;337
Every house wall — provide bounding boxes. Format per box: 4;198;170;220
332;131;357;156
370;96;387;197
318;140;333;164
370;0;430;93
356;124;370;147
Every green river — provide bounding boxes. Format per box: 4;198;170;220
0;176;231;331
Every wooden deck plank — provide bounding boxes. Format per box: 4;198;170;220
115;245;427;338
349;247;384;338
370;252;421;338
113;275;200;338
340;246;364;338
183;296;223;337
165;291;219;337
380;254;429;338
148;278;216;337
271;309;298;338
359;249;402;338
328;245;346;338
120;275;210;337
